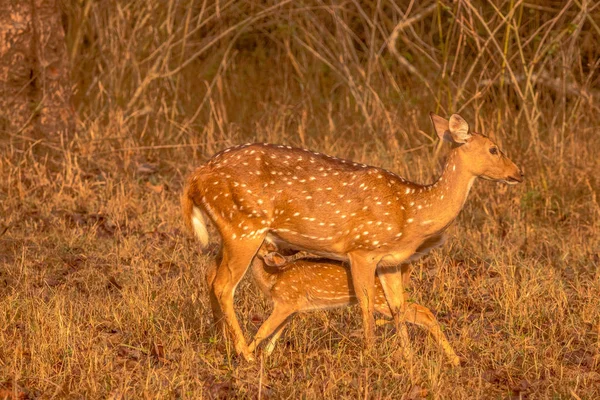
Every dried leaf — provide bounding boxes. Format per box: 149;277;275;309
0;380;29;400
406;385;428;400
0;389;28;400
117;344;143;361
107;276;122;291
251;313;265;326
206;381;235;400
137;163;158;175
150;340;168;364
145;181;164;193
510;379;530;394
106;390;124;400
481;369;502;384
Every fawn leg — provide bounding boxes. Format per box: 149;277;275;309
211;236;264;361
262;321;288;356
404;303;460;366
248;303;293;354
348;251;377;348
377;265;413;359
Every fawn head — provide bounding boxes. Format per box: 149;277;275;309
430;113;524;184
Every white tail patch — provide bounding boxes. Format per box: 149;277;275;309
192;206;210;248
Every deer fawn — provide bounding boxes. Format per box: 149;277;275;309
182;112;523;361
205;246;461;365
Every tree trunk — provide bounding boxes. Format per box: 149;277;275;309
0;0;74;152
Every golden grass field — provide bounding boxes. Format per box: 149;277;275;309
1;1;599;398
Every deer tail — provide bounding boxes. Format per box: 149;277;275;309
182;178;210;248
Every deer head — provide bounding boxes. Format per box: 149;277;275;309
430;113;524;184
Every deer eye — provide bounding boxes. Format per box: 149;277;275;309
489;147;498;155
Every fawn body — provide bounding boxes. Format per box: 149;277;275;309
264;253;460;365
205;247;460;365
183;113;523;361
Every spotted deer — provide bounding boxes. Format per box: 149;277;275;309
205;246;461;365
182;112;524;361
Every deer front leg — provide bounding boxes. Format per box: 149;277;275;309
348;252;378;348
377;265;413;360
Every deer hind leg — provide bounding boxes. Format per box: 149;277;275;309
205;256;225;330
248;302;294;355
404;303;460;366
211;236;265;362
377;265;413;359
348;251;378;348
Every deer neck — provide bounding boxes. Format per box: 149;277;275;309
405;149;476;235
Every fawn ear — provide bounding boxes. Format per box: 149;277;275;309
263;252;287;267
430;112;453;143
448;114;471;143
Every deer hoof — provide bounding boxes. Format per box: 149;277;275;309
242;350;256;363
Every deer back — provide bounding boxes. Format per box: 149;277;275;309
188;143;416;254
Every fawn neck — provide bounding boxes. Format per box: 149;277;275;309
250;258;277;294
402;148;476;236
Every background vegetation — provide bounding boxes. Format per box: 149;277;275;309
1;0;599;398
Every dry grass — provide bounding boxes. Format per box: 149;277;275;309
1;0;599;398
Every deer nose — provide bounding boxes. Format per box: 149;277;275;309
507;168;524;184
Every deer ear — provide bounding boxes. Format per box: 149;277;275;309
430;112;453;143
263;252;287;267
448;114;471;143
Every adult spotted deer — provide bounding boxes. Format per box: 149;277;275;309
182;112;523;361
205;245;461;365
